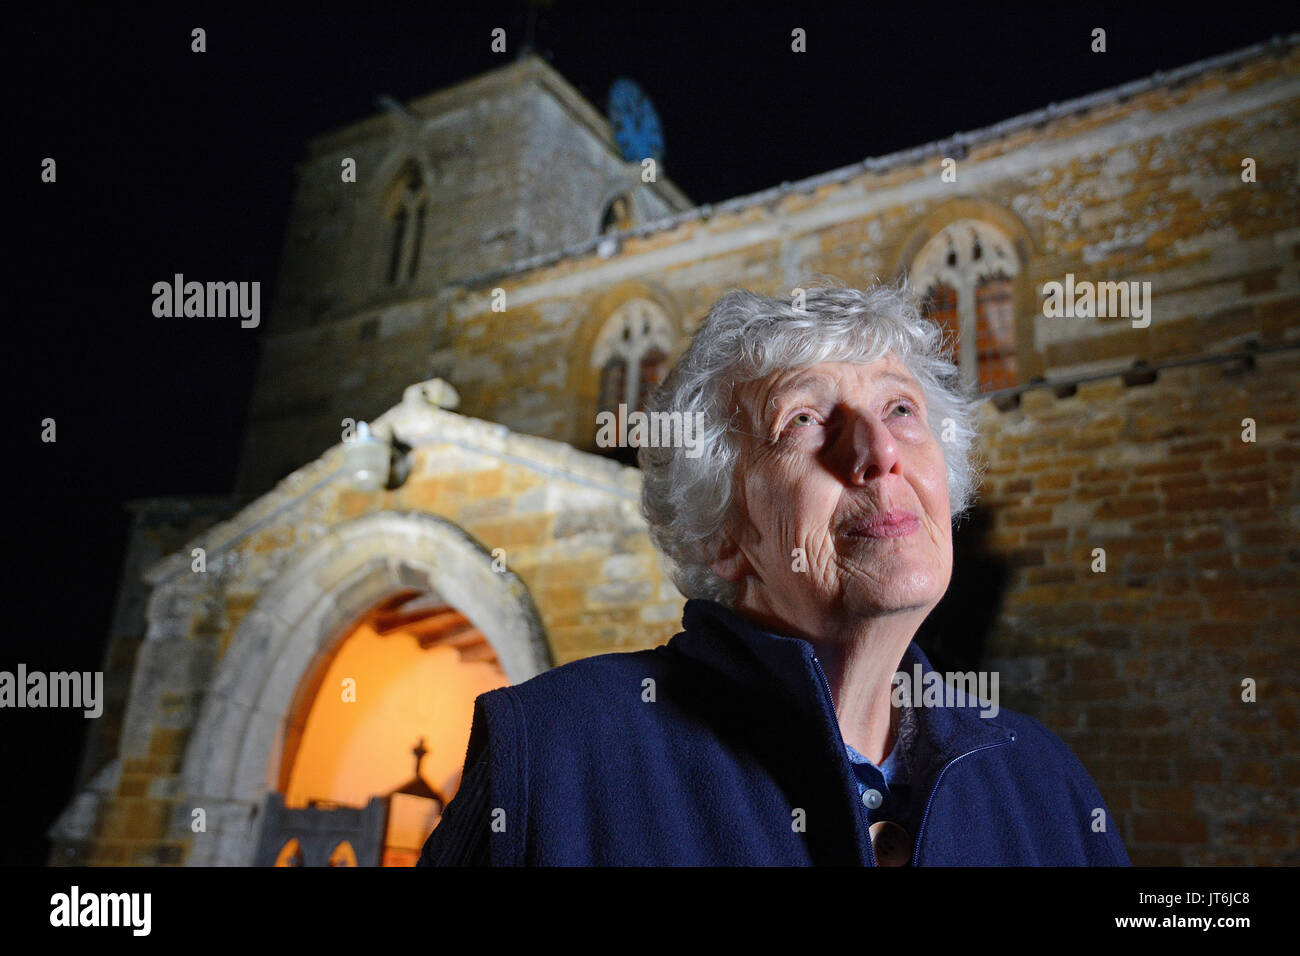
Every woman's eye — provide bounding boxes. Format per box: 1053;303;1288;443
773;411;818;442
891;399;918;417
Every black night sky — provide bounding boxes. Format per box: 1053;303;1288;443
9;1;1299;865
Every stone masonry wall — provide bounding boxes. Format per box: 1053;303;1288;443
977;352;1299;865
434;47;1299;454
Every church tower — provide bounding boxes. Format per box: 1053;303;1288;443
235;55;691;493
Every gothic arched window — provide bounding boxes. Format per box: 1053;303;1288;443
600;194;634;235
386;162;428;286
911;220;1021;392
591;299;675;461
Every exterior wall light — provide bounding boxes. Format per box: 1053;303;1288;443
345;420;390;491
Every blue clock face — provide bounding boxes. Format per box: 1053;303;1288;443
608;78;665;163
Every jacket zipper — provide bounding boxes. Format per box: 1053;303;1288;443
909;736;1015;866
811;653;877;867
815;651;1017;867
810;653;837;717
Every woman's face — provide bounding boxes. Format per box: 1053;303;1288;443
712;353;954;633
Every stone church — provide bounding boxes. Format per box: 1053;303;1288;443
53;39;1300;866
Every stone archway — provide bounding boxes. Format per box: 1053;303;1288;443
176;510;550;865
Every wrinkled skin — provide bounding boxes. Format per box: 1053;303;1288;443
708;353;954;762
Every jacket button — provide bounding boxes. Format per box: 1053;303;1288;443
862;788;883;809
869;821;911;867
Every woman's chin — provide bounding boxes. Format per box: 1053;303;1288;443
842;570;946;616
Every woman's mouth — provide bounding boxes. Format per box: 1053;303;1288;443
847;510;920;539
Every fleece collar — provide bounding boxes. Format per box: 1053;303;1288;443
672;598;1014;772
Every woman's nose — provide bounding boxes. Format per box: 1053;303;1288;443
842;410;902;485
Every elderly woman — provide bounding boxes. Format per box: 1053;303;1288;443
419;282;1130;866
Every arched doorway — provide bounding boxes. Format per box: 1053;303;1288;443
272;593;509;866
177;511;550;866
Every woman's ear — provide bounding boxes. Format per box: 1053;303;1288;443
708;533;752;583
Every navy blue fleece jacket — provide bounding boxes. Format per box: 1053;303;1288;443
418;598;1130;866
